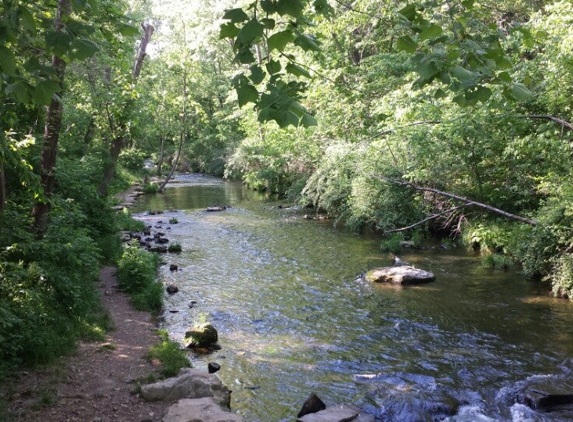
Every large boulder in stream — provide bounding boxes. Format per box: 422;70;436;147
184;322;219;349
497;374;573;413
365;265;435;285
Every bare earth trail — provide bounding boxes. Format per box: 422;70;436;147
5;266;169;422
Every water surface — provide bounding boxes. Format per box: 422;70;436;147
132;174;573;421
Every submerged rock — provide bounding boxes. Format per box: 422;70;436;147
365;265;435;285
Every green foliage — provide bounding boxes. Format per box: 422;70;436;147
117;245;160;294
116;209;146;232
119;149;148;172
168;243;182;253
380;233;405;254
146;330;191;378
143;183;159;194
131;280;163;313
549;253;573;299
220;0;329;127
0;200;104;377
481;253;514;270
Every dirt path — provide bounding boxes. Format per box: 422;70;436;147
4;266;169;422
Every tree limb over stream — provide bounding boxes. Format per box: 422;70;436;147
371;175;538;227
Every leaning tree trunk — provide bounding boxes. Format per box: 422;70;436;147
32;0;69;237
97;22;154;197
158;57;187;193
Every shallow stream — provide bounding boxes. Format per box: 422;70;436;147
132;174;573;421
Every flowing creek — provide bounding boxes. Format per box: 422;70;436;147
131;174;573;421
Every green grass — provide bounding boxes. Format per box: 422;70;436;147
146;331;191;378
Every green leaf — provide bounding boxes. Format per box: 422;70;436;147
235;48;255;64
72;0;87;11
268;30;295;52
261;18;275;29
395;36;417;54
434;88;447;99
510;83;533;102
275;110;300;128
452;94;467;107
266;59;282;75
34;80;61;105
416;60;439;79
235;19;265;50
249;65;265;84
5;81;31;103
18;6;36;33
475;86;492;102
498;71;512;83
260;0;278;14
420;23;442;41
294;34;321;52
300;113;318;127
0;45;17;75
45;31;73;57
119;23;140;37
450;65;474;81
286;62;311;78
314;0;334;16
232;74;259;107
398;4;418;21
220;22;240;40
223;8;249;23
69;38;99;61
276;0;305;17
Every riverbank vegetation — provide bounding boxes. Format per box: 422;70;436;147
1;0;573;380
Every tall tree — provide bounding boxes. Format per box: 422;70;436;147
97;22;154;197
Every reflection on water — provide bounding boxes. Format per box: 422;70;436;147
132;174;573;421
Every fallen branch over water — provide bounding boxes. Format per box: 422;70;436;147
370;175;538;227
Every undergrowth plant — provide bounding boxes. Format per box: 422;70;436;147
117;245;163;313
146;330;191;378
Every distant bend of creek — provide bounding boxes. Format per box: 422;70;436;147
131;174;573;422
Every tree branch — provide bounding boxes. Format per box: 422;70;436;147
384;204;470;234
521;114;573;131
371;175;538;226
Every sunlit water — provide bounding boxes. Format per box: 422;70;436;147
131;174;573;421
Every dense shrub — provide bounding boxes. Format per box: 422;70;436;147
0;201;103;376
117;245;162;312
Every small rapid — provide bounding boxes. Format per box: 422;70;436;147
132;174;573;421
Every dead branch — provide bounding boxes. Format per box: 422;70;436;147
385;204;469;234
521;115;573;131
371;175;538;226
132;22;154;79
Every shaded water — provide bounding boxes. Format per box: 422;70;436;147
132;174;573;421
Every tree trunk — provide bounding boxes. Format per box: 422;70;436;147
97;22;154;197
32;0;69;237
157;132;166;176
